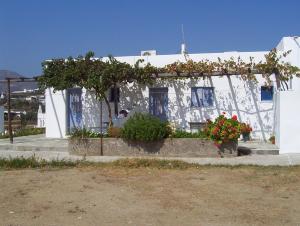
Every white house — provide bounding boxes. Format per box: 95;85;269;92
36;105;45;128
45;36;300;154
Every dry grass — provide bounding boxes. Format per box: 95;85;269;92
0;159;300;225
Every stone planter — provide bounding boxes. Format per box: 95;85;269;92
68;138;223;157
218;140;238;157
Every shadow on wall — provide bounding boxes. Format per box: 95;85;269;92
119;79;190;129
120;82;148;118
211;77;274;140
83;90;101;131
246;81;273;141
79;76;275;140
194;76;274;140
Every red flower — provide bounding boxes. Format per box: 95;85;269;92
232;115;238;121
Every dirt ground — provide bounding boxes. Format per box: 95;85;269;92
0;166;300;226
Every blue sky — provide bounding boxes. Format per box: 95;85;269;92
0;0;299;76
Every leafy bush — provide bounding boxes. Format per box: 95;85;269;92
0;156;78;169
171;129;207;138
70;128;101;139
240;123;252;135
0;128;45;139
121;113;171;142
205;113;241;145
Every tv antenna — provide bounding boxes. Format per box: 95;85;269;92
181;24;186;45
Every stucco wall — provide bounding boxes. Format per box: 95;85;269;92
276;90;300;153
81;75;275;141
275;37;300;153
81;49;275;140
45;88;67;138
46;52;276;140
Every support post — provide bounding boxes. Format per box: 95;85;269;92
113;84;118;117
7;78;13;144
100;98;103;156
274;71;281;90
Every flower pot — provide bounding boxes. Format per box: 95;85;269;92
242;133;250;142
218;140;238;157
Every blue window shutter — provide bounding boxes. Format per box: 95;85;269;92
191;87;214;107
261;86;273;101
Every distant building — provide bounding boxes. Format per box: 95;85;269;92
36;105;45;128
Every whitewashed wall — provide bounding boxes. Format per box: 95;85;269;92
82;50;274;140
81;74;275;140
45;88;67;138
275;37;300;153
45;36;300;153
275;91;300;153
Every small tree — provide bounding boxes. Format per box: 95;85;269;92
39;52;155;127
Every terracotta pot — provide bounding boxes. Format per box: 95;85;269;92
242;133;250;142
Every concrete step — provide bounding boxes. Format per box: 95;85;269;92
0;135;68;152
0;135;279;155
0;144;68;152
238;141;279;155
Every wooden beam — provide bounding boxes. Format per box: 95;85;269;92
0;78;37;83
7;78;13;144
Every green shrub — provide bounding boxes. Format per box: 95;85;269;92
70;128;101;139
121;113;171;142
0;156;78;169
171;129;208;138
0;128;45;139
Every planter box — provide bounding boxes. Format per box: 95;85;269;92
218;141;238;157
68;138;238;157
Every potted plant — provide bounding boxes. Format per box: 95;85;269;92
269;135;275;144
205;113;241;157
240;123;252;142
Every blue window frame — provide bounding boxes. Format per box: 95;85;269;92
149;87;168;121
109;87;120;102
261;86;273;101
191;87;214;107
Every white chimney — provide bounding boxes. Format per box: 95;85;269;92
181;43;186;54
141;50;157;56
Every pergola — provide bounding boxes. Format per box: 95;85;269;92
0;77;39;143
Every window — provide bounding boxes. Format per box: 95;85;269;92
189;122;207;133
191;87;214;107
261;86;273;101
109;87;120;102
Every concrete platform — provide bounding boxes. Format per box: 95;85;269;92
0;150;299;166
0;135;68;152
0;135;297;166
0;135;279;155
238;140;279;155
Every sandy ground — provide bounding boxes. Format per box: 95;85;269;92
0;166;300;226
